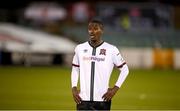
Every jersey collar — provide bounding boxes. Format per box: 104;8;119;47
88;41;104;48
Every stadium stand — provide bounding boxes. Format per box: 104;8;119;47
62;25;180;48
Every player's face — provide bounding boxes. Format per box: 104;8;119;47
88;23;103;41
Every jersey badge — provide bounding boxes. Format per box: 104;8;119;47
99;49;106;55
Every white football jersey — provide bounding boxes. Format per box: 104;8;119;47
71;41;126;101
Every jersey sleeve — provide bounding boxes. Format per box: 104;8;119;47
113;47;129;88
112;47;126;68
72;46;79;67
71;46;80;87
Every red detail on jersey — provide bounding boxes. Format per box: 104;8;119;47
99;49;106;55
72;64;80;67
117;62;126;68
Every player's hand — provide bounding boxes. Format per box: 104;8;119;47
72;87;82;104
102;86;119;101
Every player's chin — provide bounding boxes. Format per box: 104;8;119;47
90;37;95;40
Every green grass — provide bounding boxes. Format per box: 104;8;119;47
0;66;180;110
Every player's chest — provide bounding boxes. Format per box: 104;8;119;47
78;47;110;62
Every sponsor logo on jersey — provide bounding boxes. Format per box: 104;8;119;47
83;56;105;62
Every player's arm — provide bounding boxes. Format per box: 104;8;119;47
71;46;82;104
102;47;129;101
71;65;82;104
102;64;129;101
115;64;129;88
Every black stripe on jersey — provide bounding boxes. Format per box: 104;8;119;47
90;48;96;101
92;47;96;55
89;41;104;101
72;63;80;67
117;62;126;68
90;61;95;101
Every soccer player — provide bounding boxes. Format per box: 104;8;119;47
71;20;129;110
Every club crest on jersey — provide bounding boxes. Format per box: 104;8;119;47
99;49;106;55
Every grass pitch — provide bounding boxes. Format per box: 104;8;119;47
0;66;180;110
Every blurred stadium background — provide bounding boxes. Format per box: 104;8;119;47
0;0;180;110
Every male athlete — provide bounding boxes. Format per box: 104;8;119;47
71;20;129;110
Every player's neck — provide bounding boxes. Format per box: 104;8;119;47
89;39;103;48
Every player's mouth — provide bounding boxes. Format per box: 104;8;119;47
90;34;95;38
